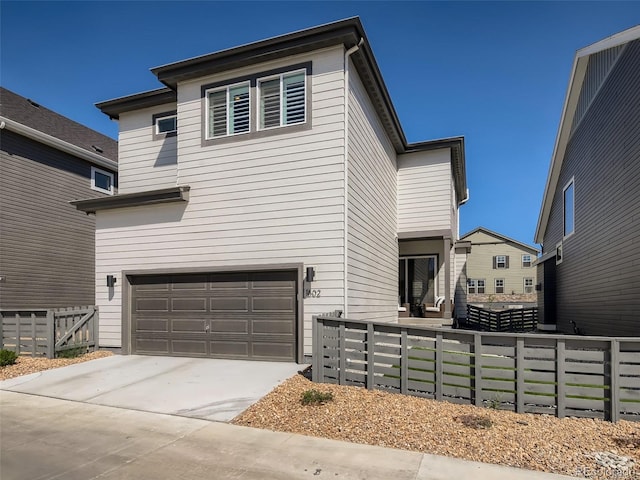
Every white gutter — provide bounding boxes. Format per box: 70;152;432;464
343;38;364;318
0;116;118;171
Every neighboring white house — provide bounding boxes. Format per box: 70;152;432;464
73;18;468;362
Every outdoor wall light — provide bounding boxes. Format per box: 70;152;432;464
106;275;116;288
306;266;316;282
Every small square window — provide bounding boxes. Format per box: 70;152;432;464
156;114;177;134
524;278;534;294
495;279;504;294
522;255;532;267
91;166;114;195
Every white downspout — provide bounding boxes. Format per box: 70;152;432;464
343;38;364;318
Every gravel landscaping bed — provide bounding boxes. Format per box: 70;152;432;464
0;351;113;381
233;372;640;480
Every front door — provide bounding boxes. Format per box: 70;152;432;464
399;256;437;317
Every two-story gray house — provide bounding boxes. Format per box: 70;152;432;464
0;87;117;309
535;25;640;336
73;18;468;362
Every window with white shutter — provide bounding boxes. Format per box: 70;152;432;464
206;82;250;138
259;70;306;129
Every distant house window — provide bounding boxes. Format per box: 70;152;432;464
524;278;534;294
91;166;114;195
468;279;485;294
563;178;575;237
495;279;504;294
155;114;177;134
494;255;509;269
258;70;306;130
206;82;250;138
522;254;532;267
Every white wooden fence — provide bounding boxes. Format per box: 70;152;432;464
312;315;640;422
0;307;99;358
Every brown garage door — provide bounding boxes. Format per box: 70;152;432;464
130;270;297;361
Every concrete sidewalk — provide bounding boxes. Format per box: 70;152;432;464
0;391;580;480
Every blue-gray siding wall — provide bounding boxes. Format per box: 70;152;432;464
541;40;640;336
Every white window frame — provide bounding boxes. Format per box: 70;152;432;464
522;254;532;268
468;278;486;294
91;166;114;195
155;114;177;135
257;68;307;131
477;279;486;294
205;81;251;139
524;278;534;294
495;278;505;294
563;177;575;238
496;255;507;269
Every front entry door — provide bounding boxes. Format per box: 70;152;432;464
399;256;437;317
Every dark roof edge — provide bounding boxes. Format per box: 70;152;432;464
96;88;177;120
403;136;467;205
460;226;540;254
71;185;190;214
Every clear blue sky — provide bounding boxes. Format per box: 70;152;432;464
2;1;639;247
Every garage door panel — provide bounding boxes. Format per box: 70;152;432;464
136;298;169;312
211;341;249;357
210;319;249;334
131;270;297;361
136;319;169;333
211;297;249;312
171;298;208;312
252;296;294;312
172;319;206;333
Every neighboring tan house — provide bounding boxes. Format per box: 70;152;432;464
72;18;468;362
534;25;640;336
460;227;538;310
0;87;118;309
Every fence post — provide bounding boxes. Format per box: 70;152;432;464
400;328;408;395
0;312;3;350
15;313;21;356
557;338;566;419
31;313;37;357
516;337;525;413
46;310;55;359
312;316;321;382
366;322;374;390
474;333;482;407
610;339;620;422
435;331;443;401
93;306;99;352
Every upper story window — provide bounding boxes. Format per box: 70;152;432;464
91;166;114;195
494;255;509;269
563;178;575;237
206;82;250;138
156;114;177;134
522;254;532;267
258;70;306;130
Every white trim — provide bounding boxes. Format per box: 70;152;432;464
496;255;507;269
494;278;505;294
522;254;532;268
524;277;534;294
91;166;114;195
562;177;575;239
578;25;640;57
155;113;177;134
204;81;251;139
257;68;307;131
399;255;439;305
0;116;117;171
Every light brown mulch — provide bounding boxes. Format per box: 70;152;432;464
233;372;640;480
0;351;113;381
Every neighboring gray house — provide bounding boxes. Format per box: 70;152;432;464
72;18;468;362
534;25;640;336
460;227;538;310
0;87;118;309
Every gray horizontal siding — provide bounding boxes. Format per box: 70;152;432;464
0;130;113;308
542;40;640;336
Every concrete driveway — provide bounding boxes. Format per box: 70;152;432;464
0;354;303;421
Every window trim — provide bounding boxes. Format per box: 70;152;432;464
257;68;307;131
152;110;177;140
204;80;251;139
495;278;505;294
91;166;114;195
155;114;177;135
524;277;534;294
522;254;532;268
496;255;507;269
563;177;575;239
468;278;486;295
200;62;312;148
